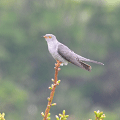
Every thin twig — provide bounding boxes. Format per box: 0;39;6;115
43;60;61;120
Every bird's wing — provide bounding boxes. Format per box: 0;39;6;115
58;44;92;71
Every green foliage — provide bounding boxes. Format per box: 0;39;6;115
94;110;106;120
56;110;69;120
0;0;120;120
0;113;5;120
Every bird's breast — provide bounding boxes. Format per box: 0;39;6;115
47;42;58;58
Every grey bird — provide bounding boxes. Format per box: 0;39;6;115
43;34;104;71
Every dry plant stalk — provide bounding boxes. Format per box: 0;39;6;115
43;60;61;120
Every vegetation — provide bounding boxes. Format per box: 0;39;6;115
41;61;106;120
0;0;120;120
0;113;5;120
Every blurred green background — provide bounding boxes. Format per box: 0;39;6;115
0;0;120;120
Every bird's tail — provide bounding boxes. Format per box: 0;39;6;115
88;60;104;65
79;61;92;71
77;55;104;65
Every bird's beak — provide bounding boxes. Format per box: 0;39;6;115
43;36;48;38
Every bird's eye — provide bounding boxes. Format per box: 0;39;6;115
49;36;52;38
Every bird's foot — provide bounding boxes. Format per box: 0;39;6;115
54;60;62;70
55;60;62;66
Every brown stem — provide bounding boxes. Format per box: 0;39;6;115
43;60;61;120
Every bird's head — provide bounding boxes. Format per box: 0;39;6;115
43;34;57;42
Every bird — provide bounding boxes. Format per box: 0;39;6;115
43;34;104;71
